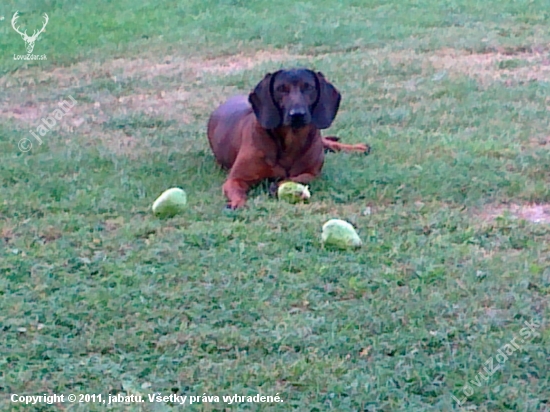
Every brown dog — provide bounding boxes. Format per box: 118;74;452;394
207;68;369;209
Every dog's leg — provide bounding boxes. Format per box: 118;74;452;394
322;136;339;152
222;179;250;209
223;154;275;208
322;137;370;154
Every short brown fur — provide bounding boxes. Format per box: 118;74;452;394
207;69;369;209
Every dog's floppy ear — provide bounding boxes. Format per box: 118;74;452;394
249;71;281;129
311;71;341;129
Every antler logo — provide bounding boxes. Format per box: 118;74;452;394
11;11;49;54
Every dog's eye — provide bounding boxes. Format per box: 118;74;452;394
276;85;289;94
303;83;314;91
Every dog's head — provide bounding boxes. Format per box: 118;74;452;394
248;68;341;130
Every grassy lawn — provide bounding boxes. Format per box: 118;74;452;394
1;0;550;410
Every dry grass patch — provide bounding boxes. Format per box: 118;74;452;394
101;83;241;125
480;203;550;224
1;97;103;133
83;49;302;80
1;100;43;122
76;129;147;158
349;46;550;85
0;83;233;140
0;49;303;89
527;135;550;148
427;47;550;84
3;46;549;96
115;89;193;123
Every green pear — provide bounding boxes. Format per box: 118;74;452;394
152;188;187;217
321;219;362;249
278;182;311;204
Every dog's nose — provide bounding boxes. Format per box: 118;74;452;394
289;108;306;119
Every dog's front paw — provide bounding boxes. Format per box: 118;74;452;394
224;197;247;210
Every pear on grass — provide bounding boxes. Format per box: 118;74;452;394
152;188;187;217
277;182;311;204
321;219;362;249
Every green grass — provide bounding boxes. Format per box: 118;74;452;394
1;0;549;411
